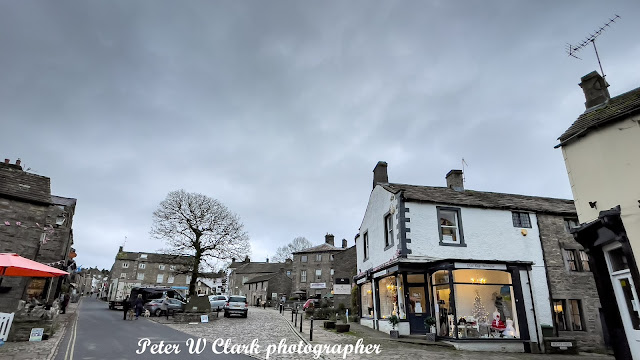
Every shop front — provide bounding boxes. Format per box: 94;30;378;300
357;260;535;351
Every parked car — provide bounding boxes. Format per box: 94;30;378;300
224;295;248;318
143;298;186;316
209;295;227;311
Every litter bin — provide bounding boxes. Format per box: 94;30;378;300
541;325;554;338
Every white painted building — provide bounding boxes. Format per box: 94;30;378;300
355;162;576;353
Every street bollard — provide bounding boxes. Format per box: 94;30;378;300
300;312;303;332
310;317;313;341
295;310;298;327
291;309;294;322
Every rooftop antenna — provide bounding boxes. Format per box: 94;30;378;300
461;158;468;184
123;236;127;248
566;15;620;79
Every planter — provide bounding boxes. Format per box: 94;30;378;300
425;332;436;342
323;321;336;329
389;329;399;339
336;324;350;333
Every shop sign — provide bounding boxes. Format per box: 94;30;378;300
454;262;507;270
550;342;572;347
373;270;387;278
334;278;351;295
309;283;326;289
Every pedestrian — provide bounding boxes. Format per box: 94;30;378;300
160;296;170;320
122;295;131;320
134;294;144;320
60;293;70;314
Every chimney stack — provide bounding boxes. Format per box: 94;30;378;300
4;159;9;164
118;246;123;253
373;161;388;189
15;159;21;166
446;170;464;191
266;257;269;263
342;239;347;248
579;71;610;109
325;233;335;246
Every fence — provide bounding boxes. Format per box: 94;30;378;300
0;312;15;341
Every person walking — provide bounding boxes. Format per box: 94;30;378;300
60;293;70;314
134;294;144;320
122;295;131;320
160;296;170;320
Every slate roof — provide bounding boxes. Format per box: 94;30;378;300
0;163;51;205
292;243;347;254
52;195;77;207
245;273;277;284
233;262;288;274
558;86;640;145
116;251;194;264
383;183;576;216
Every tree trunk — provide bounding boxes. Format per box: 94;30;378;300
189;250;201;297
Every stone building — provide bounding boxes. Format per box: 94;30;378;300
332;245;357;310
0;158;77;313
108;247;194;297
538;215;606;352
227;257;292;297
245;269;293;306
199;270;227;295
291;234;348;300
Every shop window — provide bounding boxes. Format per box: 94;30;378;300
553;300;568;331
437;207;464;246
384;214;394;248
436;269;519;339
569;300;584;331
361;282;374;318
512;212;531;228
26;278;47;300
378;276;398;319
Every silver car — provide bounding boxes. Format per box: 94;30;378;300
223;295;248;318
208;295;227;311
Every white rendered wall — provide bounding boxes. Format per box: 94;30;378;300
357;186;398;274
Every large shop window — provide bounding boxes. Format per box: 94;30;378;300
361;282;374;318
378;276;401;319
432;269;520;339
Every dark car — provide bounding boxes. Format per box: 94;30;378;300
143;298;186;316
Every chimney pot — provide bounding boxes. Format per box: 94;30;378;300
446;170;464;191
325;234;335;246
373;161;389;189
15;159;21;166
579;71;610;109
4;159;9;164
342;239;347;248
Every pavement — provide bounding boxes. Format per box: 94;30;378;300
0;298;79;360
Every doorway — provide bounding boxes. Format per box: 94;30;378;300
406;274;428;334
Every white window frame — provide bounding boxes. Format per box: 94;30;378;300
140;254;148;259
315;269;322;280
157;274;164;283
138;263;146;269
159;264;165;270
167;276;175;284
137;273;144;281
301;270;307;283
301;255;308;263
316;254;322;262
170;265;176;271
120;273;126;279
122;262;129;269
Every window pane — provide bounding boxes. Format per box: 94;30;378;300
619;278;640;330
434;284;453;337
609;247;629;272
565;250;578;271
579;251;590;272
512;212;520;227
432;270;449;285
569;300;583;331
378;276;398;319
396;276;406;319
520;213;531;228
441;226;458;243
361;282;374;317
454;284;519;339
453;269;512;285
440;210;457;226
553;300;567;331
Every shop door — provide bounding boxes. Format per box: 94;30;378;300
605;243;640;359
408;286;427;333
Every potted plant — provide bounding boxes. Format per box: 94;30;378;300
324;313;336;329
388;315;400;338
336;314;350;333
424;316;437;342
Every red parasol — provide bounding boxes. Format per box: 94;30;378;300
0;253;69;277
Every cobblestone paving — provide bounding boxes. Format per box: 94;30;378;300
161;307;615;360
0;300;79;360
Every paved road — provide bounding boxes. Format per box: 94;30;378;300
54;298;252;360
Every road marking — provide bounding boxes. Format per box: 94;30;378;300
64;312;79;360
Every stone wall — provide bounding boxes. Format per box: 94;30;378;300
537;214;606;352
333;246;357;310
0;198;50;313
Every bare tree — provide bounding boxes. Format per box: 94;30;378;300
271;236;312;262
150;190;250;296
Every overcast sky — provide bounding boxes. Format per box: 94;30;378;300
2;1;639;271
